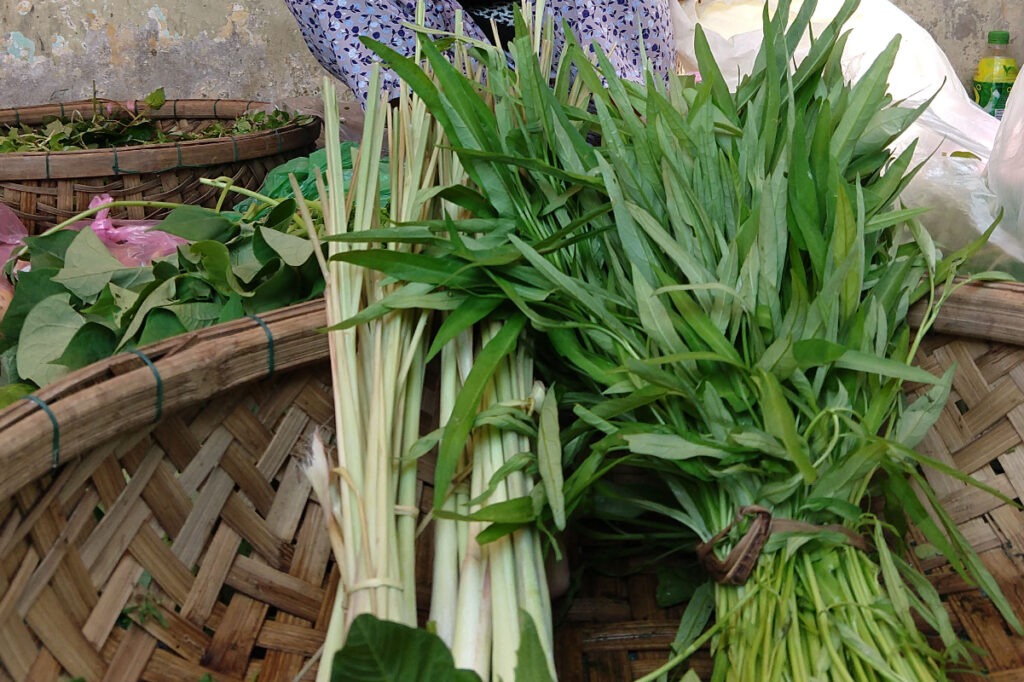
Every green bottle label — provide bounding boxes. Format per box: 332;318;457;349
974;80;1014;119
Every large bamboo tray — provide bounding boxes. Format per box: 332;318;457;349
2;282;1024;681
0;99;321;235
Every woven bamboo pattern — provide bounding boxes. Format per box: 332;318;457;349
0;99;320;235
0;363;341;681
3;282;1024;681
907;333;1024;681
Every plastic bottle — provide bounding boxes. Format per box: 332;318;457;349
973;30;1018;120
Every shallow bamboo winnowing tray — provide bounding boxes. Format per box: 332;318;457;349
2;281;1024;681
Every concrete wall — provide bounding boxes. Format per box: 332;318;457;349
892;0;1024;87
0;0;338;108
1;0;1022;109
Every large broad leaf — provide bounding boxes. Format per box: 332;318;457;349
52;228;129;301
188;240;251;297
138;308;188;346
157;205;236;242
22;230;76;270
56;322;117;371
165;302;224;331
117;278;177;350
16;293;84;386
0;268;64;350
330;614;482;682
254;224;314;267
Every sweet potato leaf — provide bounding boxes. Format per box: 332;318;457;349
16;293;84;386
330;614;482;682
51;228;129;301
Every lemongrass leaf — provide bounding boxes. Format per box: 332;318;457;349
427;296;503;361
434;313;526;508
537;386;566;530
514;611;555;682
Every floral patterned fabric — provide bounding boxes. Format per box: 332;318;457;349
284;0;676;104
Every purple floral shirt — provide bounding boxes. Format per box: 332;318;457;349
284;0;676;104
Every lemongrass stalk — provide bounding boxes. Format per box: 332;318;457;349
499;351;557;674
477;420;520;682
314;75;359;682
313;65;431;677
452;453;492;677
430;340;464;645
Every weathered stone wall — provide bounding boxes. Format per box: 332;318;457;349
0;0;337;107
892;0;1023;88
1;0;1021;108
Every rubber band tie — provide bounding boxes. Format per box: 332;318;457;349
128;349;164;423
231;136;239;162
111;148;119;175
44;154;51;180
348;577;403;593
247;315;276;378
394;504;419;517
23;395;60;470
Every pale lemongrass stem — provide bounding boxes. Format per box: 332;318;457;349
396;321;429;624
495;347;557;675
430;340;464;644
473;322;523;681
288;175;330;281
364;322;388;618
316;78;359;682
452;452;491;677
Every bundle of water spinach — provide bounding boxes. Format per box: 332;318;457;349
341;0;1020;679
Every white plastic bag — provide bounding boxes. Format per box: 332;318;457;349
988;85;1024;245
672;0;1000;158
671;0;1024;275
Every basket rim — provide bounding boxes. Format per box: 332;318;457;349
0;299;329;501
1;278;1022;502
0;98;270;125
0;99;321;181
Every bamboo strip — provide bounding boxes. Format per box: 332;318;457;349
100;625;155;682
204;595;267;676
82;556;145;648
909;280;1024;344
223;554;324;621
145;647;245;682
131;604;211;662
180;525;242;625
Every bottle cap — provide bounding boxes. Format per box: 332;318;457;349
988;30;1010;45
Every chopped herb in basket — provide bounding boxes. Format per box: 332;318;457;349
0;87;312;153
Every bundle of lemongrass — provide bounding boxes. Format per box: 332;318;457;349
329;0;1022;679
299;18;561;680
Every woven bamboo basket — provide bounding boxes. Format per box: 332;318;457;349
0;99;321;235
2;282;1024;681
